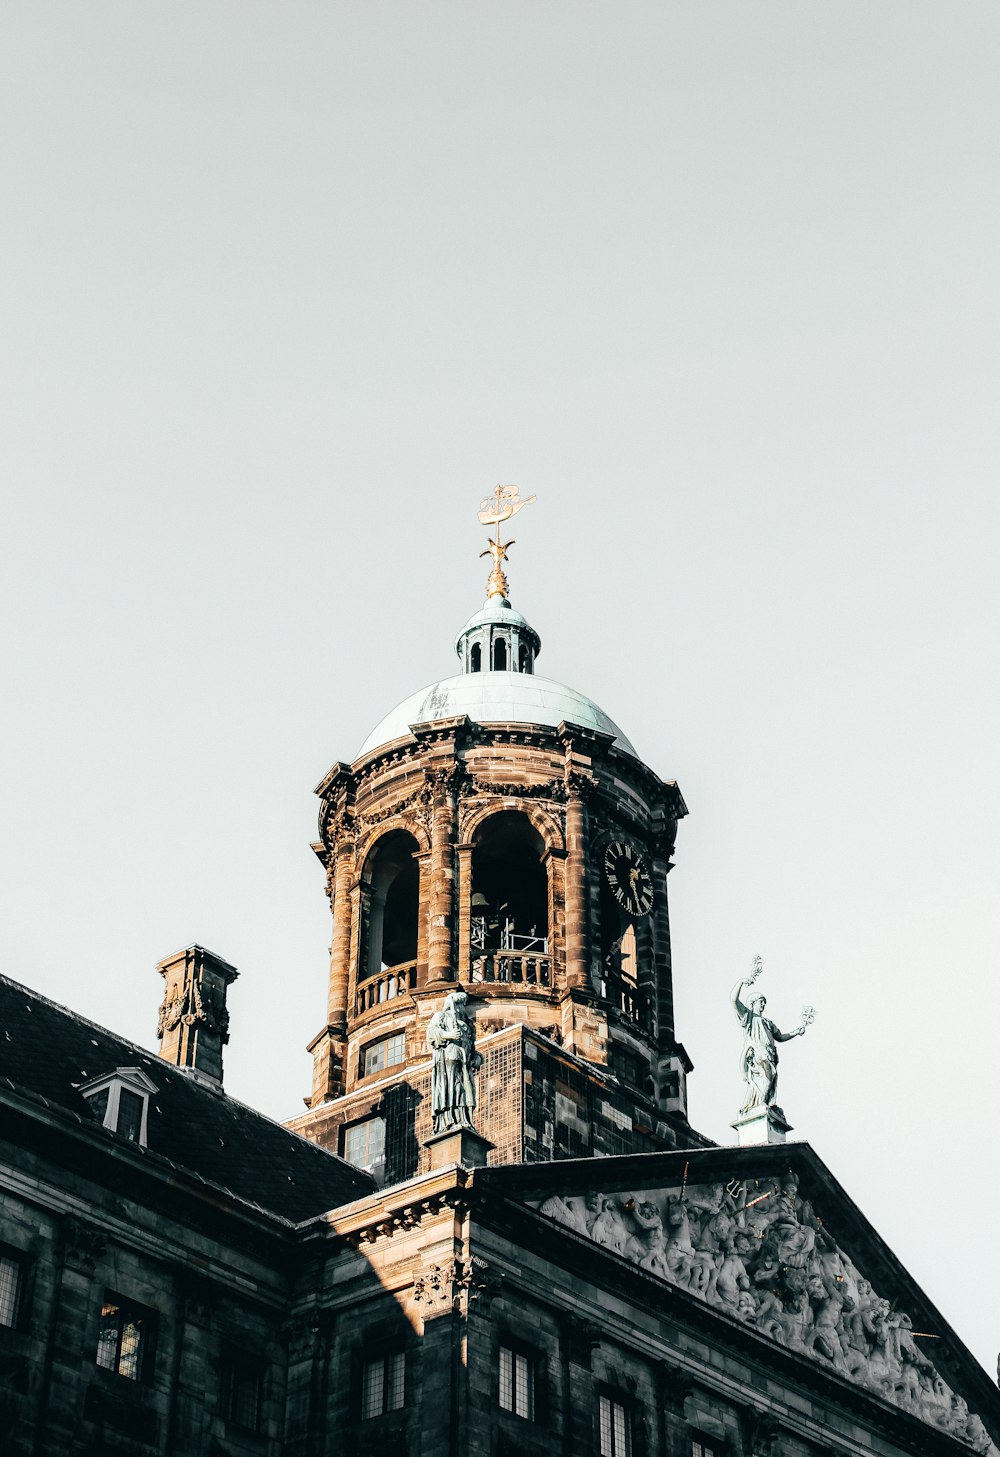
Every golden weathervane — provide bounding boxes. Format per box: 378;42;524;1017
477;484;536;600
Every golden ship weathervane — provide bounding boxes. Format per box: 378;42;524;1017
477;484;536;600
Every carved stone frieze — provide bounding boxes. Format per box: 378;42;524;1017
531;1172;998;1454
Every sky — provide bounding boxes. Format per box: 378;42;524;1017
2;2;999;1378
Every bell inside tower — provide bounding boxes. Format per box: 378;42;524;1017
470;811;550;985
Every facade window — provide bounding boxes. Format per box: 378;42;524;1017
361;1349;405;1420
344;1116;386;1173
692;1438;724;1457
95;1295;153;1382
0;1252;23;1329
499;1342;534;1419
222;1349;263;1431
598;1391;631;1457
362;1033;406;1077
79;1067;157;1147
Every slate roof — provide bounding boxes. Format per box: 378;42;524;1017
0;973;373;1223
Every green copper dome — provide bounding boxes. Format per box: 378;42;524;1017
356;670;636;759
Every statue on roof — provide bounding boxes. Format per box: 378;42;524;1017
426;989;483;1135
731;955;815;1116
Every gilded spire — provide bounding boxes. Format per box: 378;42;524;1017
477;484;536;601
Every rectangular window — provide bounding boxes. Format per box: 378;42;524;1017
222;1351;263;1431
692;1439;724;1457
599;1392;630;1457
117;1088;145;1143
344;1117;386;1171
95;1295;152;1382
499;1343;534;1419
363;1033;406;1077
0;1253;22;1329
361;1349;405;1420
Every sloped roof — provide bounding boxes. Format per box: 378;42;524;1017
0;973;373;1223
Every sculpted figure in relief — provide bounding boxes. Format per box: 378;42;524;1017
426;990;482;1135
531;1170;998;1454
731;956;813;1115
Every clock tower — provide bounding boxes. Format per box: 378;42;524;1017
290;492;701;1180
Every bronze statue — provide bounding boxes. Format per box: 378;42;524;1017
426;990;483;1135
731;955;814;1116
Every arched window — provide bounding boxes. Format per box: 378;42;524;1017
470;642;482;673
518;642;530;673
361;831;420;982
470;812;549;984
493;637;507;671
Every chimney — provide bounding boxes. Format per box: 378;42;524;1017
156;945;238;1085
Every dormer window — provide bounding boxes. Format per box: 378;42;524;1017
79;1067;158;1147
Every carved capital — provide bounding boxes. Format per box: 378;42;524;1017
62;1215;108;1272
565;770;599;802
412;1256;501;1316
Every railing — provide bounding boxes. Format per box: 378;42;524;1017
355;961;417;1015
471;950;551;986
601;973;653;1032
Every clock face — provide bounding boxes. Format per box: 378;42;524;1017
603;840;654;918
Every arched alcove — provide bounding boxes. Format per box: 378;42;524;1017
470;642;482;673
361;830;420;982
470;811;549;984
492;637;508;671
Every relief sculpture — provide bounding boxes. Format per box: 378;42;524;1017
534;1172;997;1454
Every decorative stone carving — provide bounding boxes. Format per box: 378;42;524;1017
62;1214;108;1272
731;957;814;1118
427;990;482;1135
531;1171;998;1453
412;1255;501;1316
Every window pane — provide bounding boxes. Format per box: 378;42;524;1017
599;1395;613;1456
514;1351;532;1419
362;1358;384;1420
0;1255;21;1328
364;1043;384;1075
499;1345;513;1411
387;1350;405;1411
118;1317;143;1380
87;1087;110;1123
224;1357;262;1430
96;1303;121;1371
613;1401;628;1456
386;1033;405;1067
117;1088;144;1143
345;1118;386;1171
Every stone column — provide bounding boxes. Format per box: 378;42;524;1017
455;842;474;982
651;847;674;1054
426;772;458;984
326;841;356;1031
563;781;593;991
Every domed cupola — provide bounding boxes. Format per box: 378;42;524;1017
299;486;691;1186
455;597;541;675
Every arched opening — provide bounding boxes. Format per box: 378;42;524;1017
600;875;653;1033
518;642;530;673
361;831;420;994
493;637;507;671
470;642;482;673
470;811;549;985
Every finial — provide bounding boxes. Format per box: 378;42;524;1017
477;484;536;600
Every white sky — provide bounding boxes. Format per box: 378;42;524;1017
2;2;998;1379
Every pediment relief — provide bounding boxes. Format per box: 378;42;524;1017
528;1171;997;1454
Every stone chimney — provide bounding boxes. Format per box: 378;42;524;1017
156;945;238;1085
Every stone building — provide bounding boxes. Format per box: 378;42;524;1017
1;510;998;1457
